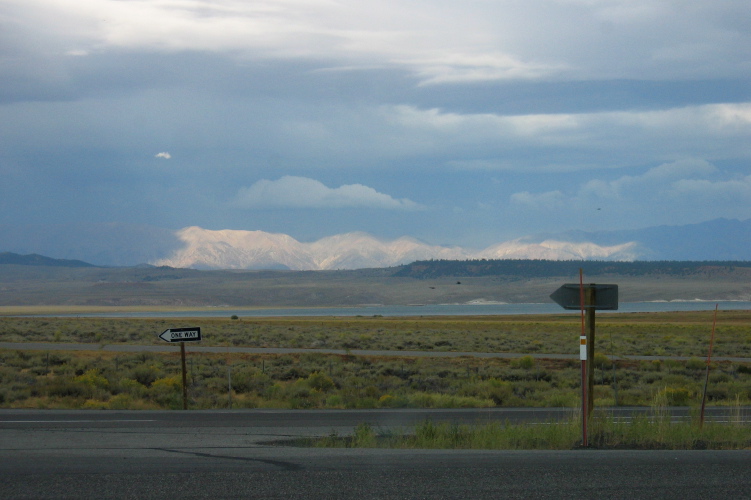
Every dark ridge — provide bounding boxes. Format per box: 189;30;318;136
393;259;751;279
0;252;97;268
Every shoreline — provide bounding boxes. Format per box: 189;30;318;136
2;301;750;318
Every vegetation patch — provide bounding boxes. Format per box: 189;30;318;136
2;347;751;410
305;412;751;450
2;311;751;357
2;312;751;410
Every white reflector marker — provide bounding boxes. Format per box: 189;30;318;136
580;336;587;360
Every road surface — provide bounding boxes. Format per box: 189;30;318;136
1;409;750;499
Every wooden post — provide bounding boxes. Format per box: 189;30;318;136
578;269;588;447
180;341;188;410
700;304;719;429
555;277;618;447
585;285;596;417
228;365;232;409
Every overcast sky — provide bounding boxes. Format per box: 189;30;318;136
1;0;750;247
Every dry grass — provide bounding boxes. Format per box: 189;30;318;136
1;311;750;357
1;311;750;410
1;345;751;410
310;413;751;450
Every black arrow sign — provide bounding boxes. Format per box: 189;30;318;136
550;284;619;310
159;327;202;342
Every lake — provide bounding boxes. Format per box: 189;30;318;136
53;301;751;318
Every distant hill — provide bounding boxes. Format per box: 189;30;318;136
394;259;751;279
0;222;182;267
2;258;750;306
0;218;749;269
150;227;639;270
0;252;96;268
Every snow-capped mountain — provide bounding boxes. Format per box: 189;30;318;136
152;227;638;270
307;233;471;270
3;218;747;269
477;239;641;261
155;227;314;270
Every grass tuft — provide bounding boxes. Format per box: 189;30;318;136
310;414;751;450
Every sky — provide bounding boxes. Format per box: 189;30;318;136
1;0;750;248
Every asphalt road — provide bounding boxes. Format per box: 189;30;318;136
2;409;750;499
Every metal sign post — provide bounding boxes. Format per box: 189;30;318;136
551;278;618;446
159;327;202;410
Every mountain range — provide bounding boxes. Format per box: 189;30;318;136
0;218;749;270
150;227;640;270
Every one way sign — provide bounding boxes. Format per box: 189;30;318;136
159;327;202;343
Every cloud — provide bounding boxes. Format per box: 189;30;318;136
1;1;749;245
234;176;421;210
9;0;750;85
577;159;718;200
382;103;751;171
509;159;751;226
155;152;171;159
670;175;751;200
509;190;566;210
389;103;751;141
512;159;719;206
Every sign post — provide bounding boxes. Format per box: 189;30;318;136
585;285;596;416
551;279;618;446
579;270;588;447
180;341;188;410
699;304;719;429
159;327;202;410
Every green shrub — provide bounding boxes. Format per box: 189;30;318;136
686;357;706;370
75;369;109;389
353;423;376;447
706;386;730;401
116;378;147;397
46;380;88;398
82;398;108;409
109;393;134;409
593;353;611;370
232;370;270;393
459;378;512;405
131;366;161;387
660;387;692;406
378;394;395;407
325;394;345;408
149;376;182;406
306;372;335;392
542;391;577;407
512;356;535;370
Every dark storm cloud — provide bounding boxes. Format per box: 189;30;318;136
1;0;749;248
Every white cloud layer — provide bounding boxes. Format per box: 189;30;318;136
510;159;751;226
379;102;751;171
1;0;749;246
234;176;420;210
7;0;750;84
